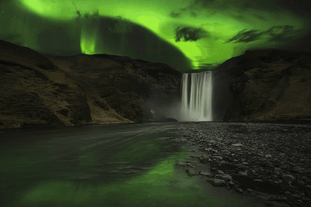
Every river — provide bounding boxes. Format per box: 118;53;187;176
0;122;268;207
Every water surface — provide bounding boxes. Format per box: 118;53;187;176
0;122;267;207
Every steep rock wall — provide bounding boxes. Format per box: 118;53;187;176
0;40;181;129
213;49;311;121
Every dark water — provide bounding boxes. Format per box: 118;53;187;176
0;122;267;207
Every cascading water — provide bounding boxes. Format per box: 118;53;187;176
180;71;213;121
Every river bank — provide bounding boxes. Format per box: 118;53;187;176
175;122;311;207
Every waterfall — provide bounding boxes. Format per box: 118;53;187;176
181;71;212;121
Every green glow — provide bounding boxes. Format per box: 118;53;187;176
14;0;309;69
80;27;97;54
21;153;229;207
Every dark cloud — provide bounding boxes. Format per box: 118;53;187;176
170;12;181;18
170;0;309;21
190;11;197;17
76;10;81;17
175;26;209;42
195;63;219;71
266;25;300;42
225;29;263;43
185;0;218;10
75;9;100;20
185;0;286;12
226;25;302;44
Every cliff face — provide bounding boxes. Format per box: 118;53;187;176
0;40;181;129
215;49;311;121
45;54;182;122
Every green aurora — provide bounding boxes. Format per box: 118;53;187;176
0;0;310;72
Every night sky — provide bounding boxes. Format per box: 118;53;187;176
0;0;311;72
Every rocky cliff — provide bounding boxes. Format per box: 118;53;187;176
0;40;181;129
213;49;311;121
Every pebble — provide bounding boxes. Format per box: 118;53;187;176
282;174;296;181
199;172;212;177
213;156;223;160
215;174;232;181
232;143;243;147
217;170;224;174
235;188;244;193
204;148;218;153
238;171;248;176
177;123;311;207
207;178;226;187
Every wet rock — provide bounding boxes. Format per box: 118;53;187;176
199;172;212;178
217;170;224;174
238;171;248;176
207;178;226;187
282;174;296;181
215;174;232;181
232;143;243;147
177;122;311;207
204;147;218;153
213;156;223;160
235;188;244;193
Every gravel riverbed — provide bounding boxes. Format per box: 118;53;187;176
175;122;311;207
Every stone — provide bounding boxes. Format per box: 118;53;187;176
199;172;212;177
235;188;244;193
232;143;243;147
238;171;248;176
207;178;226;187
204;148;218;153
215;174;232;181
282;174;296;181
217;170;224;174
